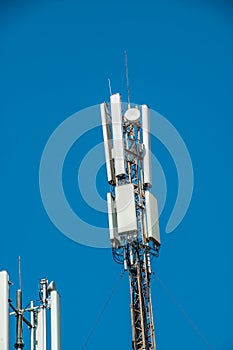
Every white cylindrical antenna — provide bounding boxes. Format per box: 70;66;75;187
111;93;126;177
50;288;61;350
0;270;10;350
100;103;115;184
142;104;152;188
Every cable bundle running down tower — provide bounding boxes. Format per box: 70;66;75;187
100;93;161;350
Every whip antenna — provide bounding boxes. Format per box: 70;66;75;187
124;50;131;108
108;78;112;96
18;256;22;291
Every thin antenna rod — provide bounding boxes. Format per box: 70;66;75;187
124;50;130;108
18;256;22;291
108;78;112;96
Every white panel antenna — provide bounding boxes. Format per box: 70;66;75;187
145;191;161;246
100;102;115;184
142;104;152;188
115;183;137;235
107;192;120;246
0;270;9;350
110;93;126;177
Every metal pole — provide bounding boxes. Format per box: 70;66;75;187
40;279;48;350
30;301;35;350
14;289;24;350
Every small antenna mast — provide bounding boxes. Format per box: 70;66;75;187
124;50;131;109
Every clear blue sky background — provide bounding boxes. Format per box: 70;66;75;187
1;0;233;349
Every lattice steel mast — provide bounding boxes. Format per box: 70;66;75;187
100;94;161;350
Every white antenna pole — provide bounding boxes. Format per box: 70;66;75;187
50;289;61;350
0;270;10;350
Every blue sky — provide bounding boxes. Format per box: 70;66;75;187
1;0;233;349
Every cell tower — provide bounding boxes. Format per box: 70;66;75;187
100;93;161;350
0;269;61;350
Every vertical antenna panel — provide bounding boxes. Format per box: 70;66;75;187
142;105;152;188
115;184;137;234
50;290;61;350
107;192;120;246
110;93;126;177
145;191;160;246
100;103;115;184
35;308;47;350
0;271;9;350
